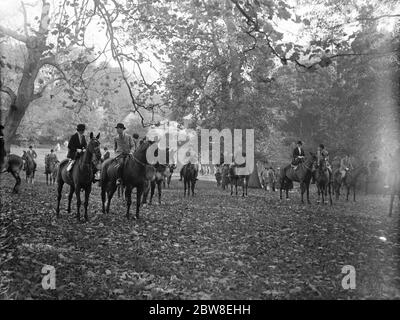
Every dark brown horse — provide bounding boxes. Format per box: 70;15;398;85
143;163;167;205
101;140;154;220
56;133;101;222
163;164;175;188
1;154;24;193
221;164;231;190
315;158;332;205
22;151;36;184
279;153;317;204
45;156;59;185
229;164;250;197
332;169;343;200
342;166;369;202
181;163;198;197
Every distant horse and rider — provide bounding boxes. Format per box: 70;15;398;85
56;124;102;222
180;162;198;197
229;156;250;197
279;141;317;204
22;145;37;184
45;149;59;185
0;125;24;193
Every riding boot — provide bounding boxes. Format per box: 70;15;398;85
116;157;124;186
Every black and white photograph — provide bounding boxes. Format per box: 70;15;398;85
0;0;400;306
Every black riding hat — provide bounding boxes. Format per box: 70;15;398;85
297;140;303;145
132;133;139;139
76;124;86;131
115;123;126;130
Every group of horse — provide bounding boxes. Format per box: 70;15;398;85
278;152;373;206
2;140;400;219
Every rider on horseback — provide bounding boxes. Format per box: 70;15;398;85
67;124;87;177
114;123;135;186
340;154;353;178
317;144;331;172
292;141;305;170
27;145;38;171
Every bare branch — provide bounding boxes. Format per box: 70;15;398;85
32;76;64;100
21;2;29;37
0;25;28;43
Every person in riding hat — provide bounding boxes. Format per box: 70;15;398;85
67;124;87;173
292;140;305;168
340;154;353;178
114;123;135;186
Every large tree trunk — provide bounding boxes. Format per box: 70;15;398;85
3;44;43;153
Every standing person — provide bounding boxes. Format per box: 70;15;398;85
369;156;380;177
66;124;87;174
113;123;134;186
292;140;305;169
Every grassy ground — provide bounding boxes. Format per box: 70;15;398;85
1;168;399;299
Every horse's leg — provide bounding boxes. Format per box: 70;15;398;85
136;186;143;220
306;182;311;204
280;185;283;200
183;179;187;197
56;180;64;217
300;182;305;204
83;186;91;222
242;177;245;197
106;181;117;214
389;193;394;216
125;185;133;220
346;185;350;201
157;180;162;204
75;184;82;221
191;179;195;196
149;180;156;204
67;185;75;213
46;174;48;185
101;181;107;214
317;185;321;204
230;180;233;196
353;185;356;202
329;182;333;206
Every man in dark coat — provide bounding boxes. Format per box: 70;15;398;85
0;124;5;171
66;124;87;173
292;140;305;167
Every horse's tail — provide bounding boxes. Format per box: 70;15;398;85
100;158;113;187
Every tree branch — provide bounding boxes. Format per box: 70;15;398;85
0;25;28;43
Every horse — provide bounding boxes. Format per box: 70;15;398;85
1;154;24;193
181;163;198;197
163;164;175;188
229;163;250;197
342;166;369;202
21;151;36;184
101;140;154;220
221;164;231;190
315;158;332;205
45;155;59;185
56;133;101;222
332;168;343;200
143;164;167;205
51;161;59;185
279;153;317;204
215;168;222;187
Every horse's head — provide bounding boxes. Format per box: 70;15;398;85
88;132;102;162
